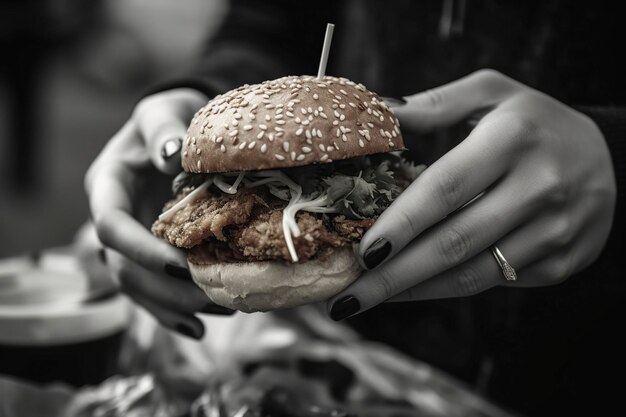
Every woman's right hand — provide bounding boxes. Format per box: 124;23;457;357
85;88;234;340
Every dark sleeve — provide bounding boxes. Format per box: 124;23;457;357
144;0;340;99
577;106;626;233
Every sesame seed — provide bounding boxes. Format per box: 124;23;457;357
234;113;242;119
229;130;238;137
301;108;307;115
276;120;285;125
257;131;264;139
275;114;283;119
339;104;346;109
232;119;239;126
239;142;247;150
259;124;267;130
196;148;201;155
282;142;289;152
296;128;303;136
359;139;365;148
326;146;334;152
265;114;271;121
250;113;256;120
268;133;274;141
349;102;356;108
333;142;339;150
301;119;309;125
305;129;312;140
197;160;202;169
335;95;342;100
320;154;329;161
291;151;296;160
191;137;196;144
314;110;319;116
342;134;348;142
275;154;285;161
340;89;348;95
334;110;340;118
261;143;268;153
306;138;313;145
318;144;325;151
388;142;395;147
295;117;301;123
332;120;339;126
385;131;392;138
317;129;323;137
312;129;317;138
340;114;345;121
286;111;294;117
336;129;341;137
216;136;223;143
297;154;305;161
307;107;313;114
302;146;312;153
367;122;374;128
320;112;328;119
308;115;313;121
243;125;253;131
313;93;319;99
275;126;284;132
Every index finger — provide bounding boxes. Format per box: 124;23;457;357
87;121;188;272
359;110;523;269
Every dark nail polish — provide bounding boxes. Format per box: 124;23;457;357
201;304;235;315
330;296;360;321
363;238;392;269
383;96;408;108
165;263;192;280
175;323;202;339
161;138;182;160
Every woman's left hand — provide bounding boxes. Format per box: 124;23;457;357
327;69;616;320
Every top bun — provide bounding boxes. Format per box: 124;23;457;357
182;75;405;173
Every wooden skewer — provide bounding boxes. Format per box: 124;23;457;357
317;23;335;79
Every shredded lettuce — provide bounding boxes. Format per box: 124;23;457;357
166;153;426;262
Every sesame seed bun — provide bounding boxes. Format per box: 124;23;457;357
183;75;404;173
188;247;361;313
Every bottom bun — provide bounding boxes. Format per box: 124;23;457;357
188;247;362;313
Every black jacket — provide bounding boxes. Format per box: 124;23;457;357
155;1;626;415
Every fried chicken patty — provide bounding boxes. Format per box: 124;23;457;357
152;187;375;263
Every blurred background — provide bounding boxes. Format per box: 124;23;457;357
0;0;228;257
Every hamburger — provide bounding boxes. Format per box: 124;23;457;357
151;75;425;313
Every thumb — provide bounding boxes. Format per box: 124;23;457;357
135;88;208;175
394;69;518;133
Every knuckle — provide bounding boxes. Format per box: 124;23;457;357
374;268;400;301
451;267;483;297
536;167;568;206
549;217;573;249
545;258;571;284
499;111;541;151
423;88;447;110
395;205;420;239
472;69;511;93
432;170;465;211
438;226;472;265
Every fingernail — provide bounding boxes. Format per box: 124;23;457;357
200;304;235;315
383;96;408;108
161;138;182;160
175;323;203;339
330;296;360;321
165;263;192;280
363;238;392;269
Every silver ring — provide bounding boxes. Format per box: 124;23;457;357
490;246;517;281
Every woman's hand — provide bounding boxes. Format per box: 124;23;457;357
85;88;234;338
328;69;616;320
